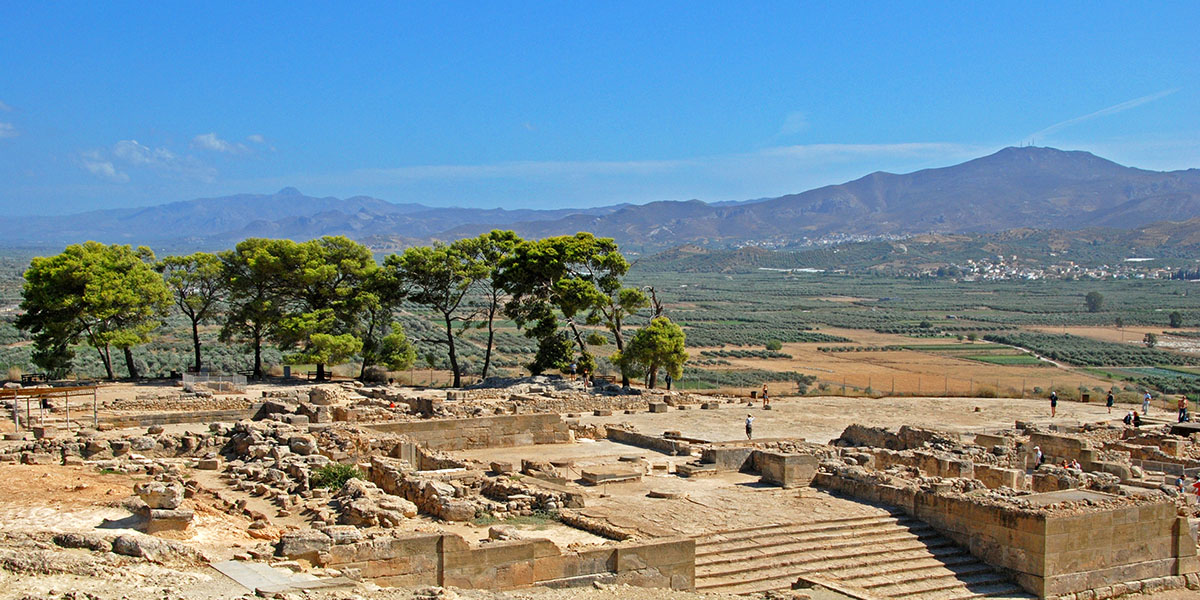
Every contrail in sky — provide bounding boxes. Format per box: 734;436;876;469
1027;88;1179;141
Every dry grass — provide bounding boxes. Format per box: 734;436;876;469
693;326;1113;397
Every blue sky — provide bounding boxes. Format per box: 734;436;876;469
1;2;1197;215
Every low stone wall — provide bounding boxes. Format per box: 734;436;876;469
365;413;571;451
298;531;694;590
868;448;976;480
975;463;1026;489
101;405;260;428
606;428;692;455
814;470;1199;598
838;424;961;451
1030;432;1133;481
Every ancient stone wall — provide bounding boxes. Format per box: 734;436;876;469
298;531;694;590
365;413;571;451
606;428;692;455
101;406;259;428
838;424;961;450
814;470;1199;598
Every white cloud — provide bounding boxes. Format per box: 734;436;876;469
246;134;266;144
114;139;215;181
0;100;12;112
80;151;129;183
1028;88;1179;141
0;123;16;139
192;132;249;154
114;139;178;166
777;111;809;137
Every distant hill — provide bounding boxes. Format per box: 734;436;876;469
636;218;1200;274
1;146;1198;251
497;147;1200;245
0;187;627;251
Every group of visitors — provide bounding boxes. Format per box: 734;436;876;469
1053;389;1194;426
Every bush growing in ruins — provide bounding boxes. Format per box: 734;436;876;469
311;463;364;490
614;317;688;389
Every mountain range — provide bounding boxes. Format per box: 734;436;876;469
3;146;1199;251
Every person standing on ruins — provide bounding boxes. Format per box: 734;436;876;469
1106;390;1114;414
1143;391;1152;415
761;385;770;409
745;414;754;440
1033;446;1043;468
1049;391;1057;417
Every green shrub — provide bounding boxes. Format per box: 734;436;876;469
311;463;364;490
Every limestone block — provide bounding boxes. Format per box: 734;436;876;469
32;425;57;439
196;457;222;470
309;385;348;406
289;435;318;456
278;530;333;561
143;508;194;533
134;481;184;509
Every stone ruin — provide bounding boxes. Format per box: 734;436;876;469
7;378;1200;600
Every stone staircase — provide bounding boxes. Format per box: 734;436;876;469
692;510;1034;599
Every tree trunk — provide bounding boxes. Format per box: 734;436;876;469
97;345;114;380
359;314;379;380
252;332;263;379
316;363;326;381
613;321;630;388
647;364;658;389
123;346;138;379
191;319;203;372
444;313;460;388
567;320;587;355
481;314;496;381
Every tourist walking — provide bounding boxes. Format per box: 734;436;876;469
1106;391;1114;414
1143;391;1152;415
1049;391;1058;417
745;414;754;440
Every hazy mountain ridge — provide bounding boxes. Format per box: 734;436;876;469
1;146;1198;250
636;218;1200;274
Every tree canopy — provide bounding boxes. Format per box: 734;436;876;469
18;242;170;379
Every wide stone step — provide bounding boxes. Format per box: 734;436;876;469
695;513;908;552
831;551;976;581
852;561;994;588
695;538;958;590
933;584;1036;600
697;525;938;571
882;571;1016;598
